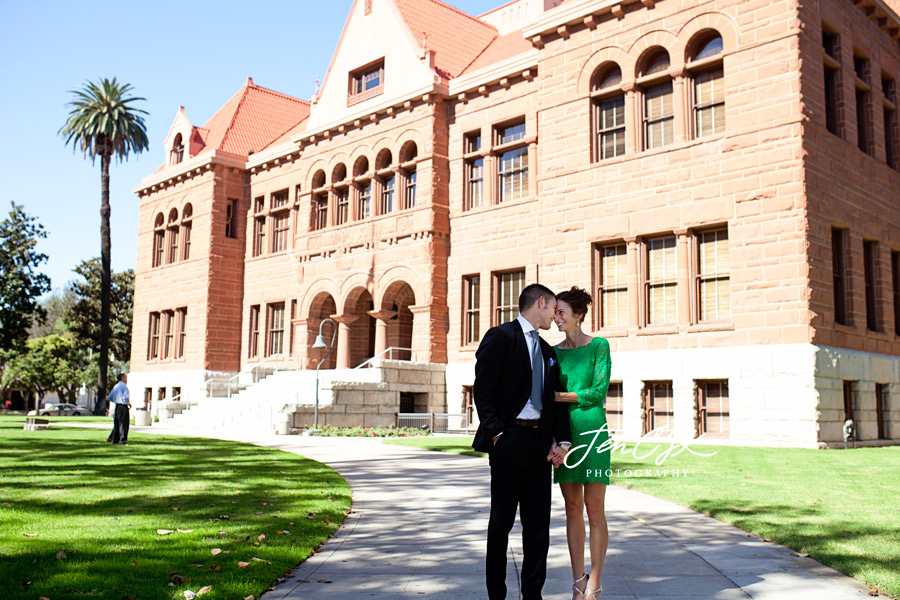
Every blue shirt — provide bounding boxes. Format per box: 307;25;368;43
108;381;130;406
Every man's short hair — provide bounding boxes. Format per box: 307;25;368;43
116;373;126;382
519;283;556;312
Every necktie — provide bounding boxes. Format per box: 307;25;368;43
530;330;543;411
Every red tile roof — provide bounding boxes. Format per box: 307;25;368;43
394;0;500;79
197;78;310;157
462;30;533;74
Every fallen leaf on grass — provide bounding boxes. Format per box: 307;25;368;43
763;538;773;542
23;533;37;537
324;517;336;526
197;585;212;595
237;561;250;568
206;566;221;572
257;534;265;542
255;511;263;515
211;548;222;556
172;507;180;511
276;530;289;535
869;587;880;597
794;552;809;558
39;597;49;600
190;564;202;568
317;578;333;583
171;574;190;585
177;529;194;533
131;562;137;567
251;557;270;564
157;529;175;535
219;515;230;520
3;503;12;507
217;531;228;536
244;596;254;600
19;580;31;589
56;550;67;560
305;513;316;519
122;596;137;600
54;485;65;489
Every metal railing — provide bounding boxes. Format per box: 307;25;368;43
397;412;472;434
354;347;416;369
202;353;290;399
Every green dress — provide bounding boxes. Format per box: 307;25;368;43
553;337;612;484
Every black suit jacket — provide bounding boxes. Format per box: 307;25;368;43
472;319;571;453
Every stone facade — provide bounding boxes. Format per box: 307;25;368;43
131;0;900;447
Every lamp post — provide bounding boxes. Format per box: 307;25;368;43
310;318;337;433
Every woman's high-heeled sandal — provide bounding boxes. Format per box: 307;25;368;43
585;585;602;598
572;573;588;598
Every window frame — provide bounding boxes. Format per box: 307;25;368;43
148;312;160;360
832;227;850;326
696;380;730;438
643;381;674;437
348;59;385;106
249;305;261;359
463;274;481;346
492;269;525;326
162;310;174;360
225;199;239;239
175;307;187;359
644;235;678;326
356;180;372;220
267;303;286;357
271;210;290;253
695;227;731;323
594;241;628;329
864;239;879;331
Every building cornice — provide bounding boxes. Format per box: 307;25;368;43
522;0;646;39
448;49;538;96
133;150;248;195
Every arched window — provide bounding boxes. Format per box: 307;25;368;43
171;133;184;165
153;213;165;267
590;63;626;161
375;149;394;215
353;156;371;221
375;149;392;171
167;209;179;264
310;170;328;231
688;31;725;138
400;142;417;210
638;48;674;150
181;204;193;260
333;164;349;225
311;169;326;190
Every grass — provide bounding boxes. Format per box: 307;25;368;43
386;435;900;598
0;416;350;600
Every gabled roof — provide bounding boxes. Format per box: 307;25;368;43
393;0;501;79
461;29;533;74
197;78;310;157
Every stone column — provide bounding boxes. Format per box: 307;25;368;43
673;70;687;143
294;318;311;369
623;83;638;154
331;314;359;369
625;237;641;327
409;304;448;363
367;310;397;358
675;229;691;325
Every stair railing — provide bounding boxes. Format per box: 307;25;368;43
354;347;416;369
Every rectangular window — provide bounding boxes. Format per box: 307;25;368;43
403;170;416;210
644;81;674;149
643;381;674;437
162;310;174;360
697;228;730;321
892;251;900;336
463;275;481;345
272;212;289;252
254;196;265;213
356;182;371;219
148;312;160;360
594;94;626;161
825;66;840;135
646;236;677;325
875;383;887;440
249;305;260;358
225;199;238;238
843;380;855;425
832;227;849;325
605;382;624;434
313;193;328;230
175;307;187;359
167;227;179;263
823;30;839;59
856;89;870;154
268;303;285;356
348;59;384;105
497;122;526;145
696;380;729;438
498;147;528;203
289;299;296;355
271;190;288;209
886;107;897;170
380;175;395;214
694;67;725;137
335;188;349;225
864;240;879;331
596;243;628;328
465;131;482;154
494;270;525;325
181;220;192;260
253;217;266;256
465;157;484;210
153;229;165;267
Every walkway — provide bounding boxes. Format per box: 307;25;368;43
73;423;876;599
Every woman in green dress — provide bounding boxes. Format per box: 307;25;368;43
553;287;611;599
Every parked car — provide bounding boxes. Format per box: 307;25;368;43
35;403;90;416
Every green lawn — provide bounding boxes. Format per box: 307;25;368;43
386;435;900;598
0;417;350;600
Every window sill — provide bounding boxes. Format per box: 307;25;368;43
593;327;629;338
635;325;679;336
459;344;477;353
454;194;537;217
347;85;384;107
687;321;734;333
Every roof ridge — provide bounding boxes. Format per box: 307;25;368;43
218;81;254;155
458;32;501;75
247;82;311;106
416;0;498;33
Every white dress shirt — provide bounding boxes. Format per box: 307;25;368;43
516;315;544;420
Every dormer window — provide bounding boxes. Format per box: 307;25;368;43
348;59;384;106
171;133;184;165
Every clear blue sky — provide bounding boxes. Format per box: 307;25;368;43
0;0;497;293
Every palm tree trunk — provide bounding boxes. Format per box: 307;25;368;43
97;151;112;414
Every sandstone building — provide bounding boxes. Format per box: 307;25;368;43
131;0;900;447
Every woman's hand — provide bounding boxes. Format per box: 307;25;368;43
554;391;578;403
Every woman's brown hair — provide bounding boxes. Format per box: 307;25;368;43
556;286;593;322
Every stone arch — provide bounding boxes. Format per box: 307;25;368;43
677;12;739;59
375;148;393;170
577;46;635;96
307;290;338;369
343;286;376;367
398;140;418;163
299;279;342;320
352;154;370;176
310;168;326;190
332;162;347;183
302;159;328;186
379;281;416;361
167;207;179;223
375;265;426;310
628;30;685;77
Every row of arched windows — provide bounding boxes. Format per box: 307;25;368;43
310;141;418;231
590;30;725;162
152;204;193;267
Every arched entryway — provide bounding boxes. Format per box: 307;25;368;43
379;281;415;361
344;288;376;368
308;292;338;369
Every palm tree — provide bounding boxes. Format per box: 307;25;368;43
60;78;149;414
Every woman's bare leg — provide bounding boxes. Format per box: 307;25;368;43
561;482;586;598
583;482;608;594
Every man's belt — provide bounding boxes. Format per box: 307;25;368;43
512;418;541;429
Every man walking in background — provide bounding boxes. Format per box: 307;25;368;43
106;373;130;444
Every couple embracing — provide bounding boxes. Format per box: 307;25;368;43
473;283;612;600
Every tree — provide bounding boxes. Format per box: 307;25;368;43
29;288;77;339
68;258;134;365
59;78;148;413
1;335;87;410
0;202;51;353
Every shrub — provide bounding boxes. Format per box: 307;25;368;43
303;425;432;437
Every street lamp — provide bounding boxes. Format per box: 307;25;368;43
309;317;337;433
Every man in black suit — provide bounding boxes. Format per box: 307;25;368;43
473;283;571;600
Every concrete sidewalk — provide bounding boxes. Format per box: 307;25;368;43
75;424;876;599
